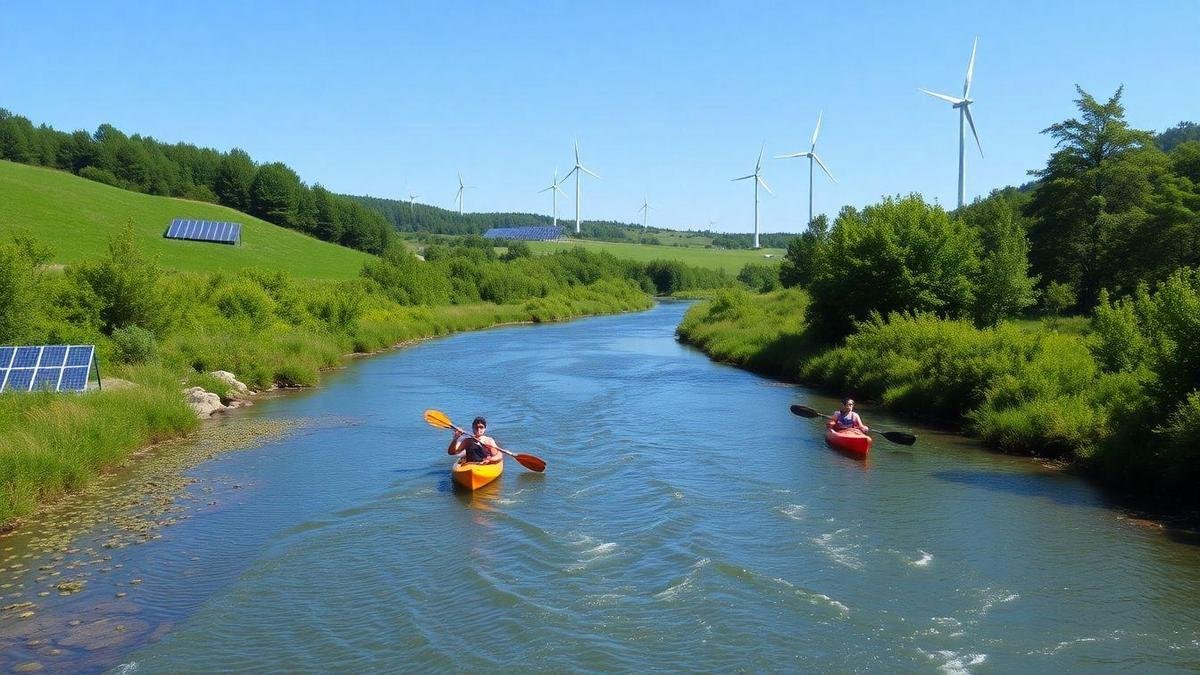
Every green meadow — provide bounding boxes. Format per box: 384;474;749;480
0;161;372;280
527;238;784;275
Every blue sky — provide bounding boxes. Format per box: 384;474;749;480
2;1;1197;233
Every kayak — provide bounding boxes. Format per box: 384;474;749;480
825;422;872;458
452;458;503;490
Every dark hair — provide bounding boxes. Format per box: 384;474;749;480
472;416;487;428
842;397;855;405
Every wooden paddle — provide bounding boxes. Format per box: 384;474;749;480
423;409;547;472
789;404;917;446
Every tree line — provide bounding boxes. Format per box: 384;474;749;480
779;88;1199;334
0;110;393;254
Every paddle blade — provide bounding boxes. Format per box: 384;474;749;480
789;404;821;419
882;430;917;446
514;453;547;472
423;409;454;430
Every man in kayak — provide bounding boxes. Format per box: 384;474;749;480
447;416;503;464
830;398;869;433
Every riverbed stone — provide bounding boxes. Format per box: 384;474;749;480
210;370;252;397
183;387;227;418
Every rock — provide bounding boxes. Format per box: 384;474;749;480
209;371;251;397
183;387;227;419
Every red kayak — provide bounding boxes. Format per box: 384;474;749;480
825;421;872;458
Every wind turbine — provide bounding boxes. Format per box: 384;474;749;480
920;37;982;209
407;192;420;217
638;196;651;229
454;173;474;215
539;169;567;228
561;140;599;234
777;111;837;228
731;143;772;249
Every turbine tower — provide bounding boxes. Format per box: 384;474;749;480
638;196;651;229
539;169;566;228
777;111;837;228
920;37;982;209
561;140;599;234
407;192;420;217
454;173;474;215
732;144;773;249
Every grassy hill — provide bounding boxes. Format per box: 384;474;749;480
0;161;373;279
526;239;785;275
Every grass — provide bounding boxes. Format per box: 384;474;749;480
527;239;785;275
0;160;373;280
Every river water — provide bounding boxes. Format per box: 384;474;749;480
1;301;1198;672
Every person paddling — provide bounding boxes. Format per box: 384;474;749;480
830;398;869;433
447;416;503;464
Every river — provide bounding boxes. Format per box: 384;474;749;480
1;301;1197;672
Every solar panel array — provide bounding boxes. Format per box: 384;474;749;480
165;219;242;245
482;226;564;241
0;345;96;393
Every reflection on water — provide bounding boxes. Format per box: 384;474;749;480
0;301;1197;672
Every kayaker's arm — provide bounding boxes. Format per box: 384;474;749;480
447;428;465;455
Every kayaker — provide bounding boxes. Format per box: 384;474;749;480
447;416;503;464
830;398;869;433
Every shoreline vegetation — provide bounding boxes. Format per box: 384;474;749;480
0;226;735;529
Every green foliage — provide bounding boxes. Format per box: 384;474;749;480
807;195;979;339
0;241;40;343
67;223;165;335
1041;281;1077;316
1026;87;1200;309
677;288;815;377
213;278;277;327
111;325;158;364
737;262;781;293
962;194;1040;325
779;214;828;288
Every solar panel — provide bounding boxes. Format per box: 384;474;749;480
483;226;564;241
0;345;96;393
164;219;242;245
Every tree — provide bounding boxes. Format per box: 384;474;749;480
807;195;979;339
249;162;302;225
1025;86;1162;310
214;148;256;211
68;223;165;335
967;196;1039;325
779;214;829;288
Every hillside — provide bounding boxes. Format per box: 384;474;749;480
0;161;373;279
526;239;785;275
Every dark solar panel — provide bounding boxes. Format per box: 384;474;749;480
483;226;564;241
0;345;95;393
164;219;242;245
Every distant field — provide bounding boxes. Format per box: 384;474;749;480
0;161;373;279
527;239;785;275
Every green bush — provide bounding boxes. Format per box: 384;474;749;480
737;262;781;293
111;325;158;364
213;278;277;326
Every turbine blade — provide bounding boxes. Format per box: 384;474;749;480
775;151;810;159
812;154;837;183
539;186;554;193
563;166;579;180
964;37;978;98
574;139;580;165
732;174;755;181
920;88;965;105
811;110;823;149
757;176;774;195
756;143;765;171
580;166;600;179
964;106;983;157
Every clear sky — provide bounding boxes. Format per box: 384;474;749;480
2;1;1197;234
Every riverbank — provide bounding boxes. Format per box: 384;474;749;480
676;287;1197;509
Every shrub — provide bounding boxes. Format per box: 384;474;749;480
737;262;782;293
213;278;276;326
111;325;158;364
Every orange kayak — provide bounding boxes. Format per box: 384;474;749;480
825;422;872;458
451;458;503;490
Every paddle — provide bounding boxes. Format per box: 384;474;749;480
789;404;917;446
423;409;547;472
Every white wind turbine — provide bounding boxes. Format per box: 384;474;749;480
731;144;773;249
561;140;599;234
407;191;420;217
777;111;836;227
638;196;651;229
539;169;567;228
454;173;475;215
920;37;982;209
